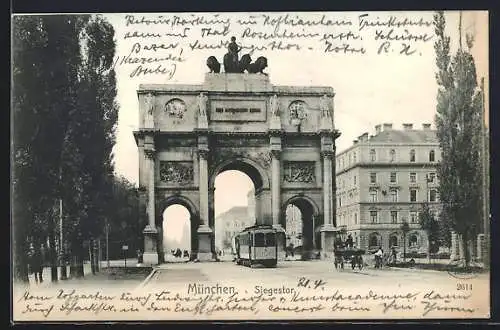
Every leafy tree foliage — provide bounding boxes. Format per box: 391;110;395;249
12;14;120;281
419;203;441;256
433;11;483;266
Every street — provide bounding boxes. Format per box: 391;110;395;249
143;259;485;290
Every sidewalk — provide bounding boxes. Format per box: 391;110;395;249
17;258;146;290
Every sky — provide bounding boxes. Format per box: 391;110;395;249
101;11;488;239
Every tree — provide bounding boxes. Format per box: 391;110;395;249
433;11;483;267
12;14;118;280
400;220;410;262
419;203;440;262
12;15;88;282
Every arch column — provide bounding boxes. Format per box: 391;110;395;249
319;149;336;259
142;145;159;265
197;148;215;261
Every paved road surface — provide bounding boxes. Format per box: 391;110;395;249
142;259;488;293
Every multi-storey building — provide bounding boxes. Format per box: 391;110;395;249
215;206;255;250
335;123;442;253
285;204;302;248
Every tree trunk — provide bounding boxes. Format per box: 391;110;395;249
403;234;406;262
89;240;95;275
48;233;58;282
462;233;470;268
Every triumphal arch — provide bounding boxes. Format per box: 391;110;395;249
134;62;341;264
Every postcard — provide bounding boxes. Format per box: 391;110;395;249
11;10;490;321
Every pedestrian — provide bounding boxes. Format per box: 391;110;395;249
391;246;397;264
29;245;43;284
346;234;354;249
137;249;143;264
374;247;383;269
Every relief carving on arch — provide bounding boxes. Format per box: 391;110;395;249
283;161;316;183
159;161;194;184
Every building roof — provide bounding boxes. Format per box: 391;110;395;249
216;206;249;220
367;129;438;144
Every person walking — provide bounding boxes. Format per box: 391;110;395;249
374;247;383;269
29;245;43;284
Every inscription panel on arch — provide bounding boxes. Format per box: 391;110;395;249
159;161;194;184
210;99;267;122
283;161;316;184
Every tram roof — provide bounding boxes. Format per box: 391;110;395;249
241;224;275;232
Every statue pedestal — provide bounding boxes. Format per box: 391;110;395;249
320;116;333;131
143;225;159;265
319;224;336;260
197;225;215;261
270;116;281;130
198;116;208;129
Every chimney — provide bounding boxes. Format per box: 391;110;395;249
403;123;413;130
383;123;393;131
358;133;369;142
422;123;431;130
375;124;381;134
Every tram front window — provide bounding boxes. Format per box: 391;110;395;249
254;233;265;247
266;233;276;246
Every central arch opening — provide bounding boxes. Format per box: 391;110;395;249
211;159;267;261
162;204;191;262
214;170;255;260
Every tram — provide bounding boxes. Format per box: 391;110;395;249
235;224;278;268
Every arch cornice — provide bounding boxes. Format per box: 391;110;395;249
157;194;199;219
209;157;270;190
281;194;320;217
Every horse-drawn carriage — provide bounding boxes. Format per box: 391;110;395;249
334;248;365;270
332;226;365;270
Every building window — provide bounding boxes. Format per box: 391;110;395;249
391;211;398;223
339;197;342;207
389;235;398;247
410;211;418;223
370;172;377;184
370;190;378;202
353;175;357;185
410;172;417;183
410;149;416;162
429;150;435;162
409;234;418;248
428;173;436;183
369;233;379;247
429;189;438;202
370;149;376;162
354;213;357;224
370;211;378;223
390;172;397;183
353;152;357;163
390;189;398;202
410;189;417;202
390;149;396;162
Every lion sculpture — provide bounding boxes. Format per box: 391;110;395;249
206;54;268;75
